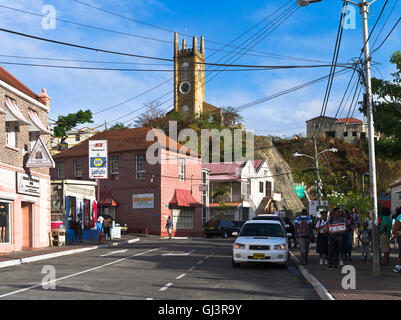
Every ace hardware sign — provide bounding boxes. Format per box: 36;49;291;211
89;140;108;179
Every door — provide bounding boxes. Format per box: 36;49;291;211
21;202;32;249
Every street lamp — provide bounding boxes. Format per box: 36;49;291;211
298;0;381;276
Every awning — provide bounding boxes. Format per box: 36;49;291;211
28;109;51;134
98;191;118;207
169;189;202;208
4;96;30;125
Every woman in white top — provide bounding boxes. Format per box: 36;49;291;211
316;211;329;265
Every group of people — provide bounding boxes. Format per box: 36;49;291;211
294;206;401;273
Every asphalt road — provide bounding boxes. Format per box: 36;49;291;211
0;237;319;300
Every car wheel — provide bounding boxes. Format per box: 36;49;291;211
232;258;240;268
206;234;212;238
222;231;229;239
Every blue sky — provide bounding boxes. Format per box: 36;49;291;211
0;0;400;136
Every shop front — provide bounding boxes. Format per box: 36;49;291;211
51;180;99;244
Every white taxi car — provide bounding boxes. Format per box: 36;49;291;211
232;220;290;269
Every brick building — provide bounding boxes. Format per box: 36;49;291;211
51;127;204;237
0;66;53;253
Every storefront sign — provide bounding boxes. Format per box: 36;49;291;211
132;193;154;209
89;140;108;179
26;137;55;168
17;172;40;197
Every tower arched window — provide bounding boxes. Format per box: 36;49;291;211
182;63;190;81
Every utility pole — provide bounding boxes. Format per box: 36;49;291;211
313;136;323;207
359;0;380;276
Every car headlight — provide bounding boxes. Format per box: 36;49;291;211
234;243;245;250
274;244;286;251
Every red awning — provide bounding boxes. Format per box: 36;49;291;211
28;109;51;134
169;189;202;208
98;191;118;207
4;96;30;125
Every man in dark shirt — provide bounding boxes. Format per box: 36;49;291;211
327;208;346;270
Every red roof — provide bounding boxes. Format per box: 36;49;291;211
169;189;202;207
337;118;364;124
0;66;45;105
53;127;199;159
202;160;265;175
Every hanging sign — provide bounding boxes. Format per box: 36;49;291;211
17;172;40;197
89;140;108;179
26;136;55;168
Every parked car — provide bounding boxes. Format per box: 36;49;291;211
204;219;241;238
232;220;290;269
232;220;246;228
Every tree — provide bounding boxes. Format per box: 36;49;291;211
134;100;166;129
221;106;243;128
107;122;131;130
54;109;93;144
363;51;401;159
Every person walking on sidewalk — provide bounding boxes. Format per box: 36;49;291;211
351;207;361;248
102;215;112;241
379;207;392;266
315;210;329;265
166;216;173;239
359;221;371;264
327;208;346;271
341;210;354;263
294;209;314;265
392;208;401;273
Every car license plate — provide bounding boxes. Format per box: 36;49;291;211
209;227;215;230
253;253;266;259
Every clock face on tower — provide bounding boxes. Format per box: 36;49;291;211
179;81;191;95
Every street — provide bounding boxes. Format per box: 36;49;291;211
0;237;318;300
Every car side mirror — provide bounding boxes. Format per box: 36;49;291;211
285;224;290;229
232;232;238;237
287;233;292;238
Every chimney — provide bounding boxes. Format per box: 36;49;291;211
38;88;51;107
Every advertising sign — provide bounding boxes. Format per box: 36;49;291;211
26;137;55;168
132;194;154;209
89;140;108;179
17;172;40;197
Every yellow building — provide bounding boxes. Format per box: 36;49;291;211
172;32;221;118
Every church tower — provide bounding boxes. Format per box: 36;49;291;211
174;32;206;115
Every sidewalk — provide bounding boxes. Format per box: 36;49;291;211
0;234;140;269
290;242;401;300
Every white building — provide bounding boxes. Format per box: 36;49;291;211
202;160;276;222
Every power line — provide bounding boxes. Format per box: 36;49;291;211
371;16;401;55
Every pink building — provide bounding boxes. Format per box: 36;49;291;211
51;128;204;237
0;67;53;253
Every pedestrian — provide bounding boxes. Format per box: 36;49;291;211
315;210;329;265
97;213;104;224
359;221;371;264
379;207;392;266
285;218;297;249
102;215;112;241
341;209;354;263
294;209;314;265
166;216;173;239
365;211;373;252
392;207;401;273
327;207;346;271
351;207;361;248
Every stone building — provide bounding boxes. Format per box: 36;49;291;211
172;32;221;118
305;116;376;144
0;66;53;253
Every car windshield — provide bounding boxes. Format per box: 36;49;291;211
239;223;285;237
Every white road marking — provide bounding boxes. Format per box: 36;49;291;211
99;249;128;257
175;273;186;280
159;283;173;291
161;250;194;257
188;266;196;271
145;298;153;300
0;248;159;299
197;260;203;265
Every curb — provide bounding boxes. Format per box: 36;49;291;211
289;251;335;301
0;238;140;269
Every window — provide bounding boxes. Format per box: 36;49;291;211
0;201;11;243
182;63;189;81
314;122;319;128
73;159;82;177
259;181;264;193
6;121;18;148
352;132;358;137
202;171;207;184
136;154;146;179
173;208;194;229
110;156;119;175
343;132;349;137
57;161;65;178
179;158;186;181
29;131;39;151
75;134;80;142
